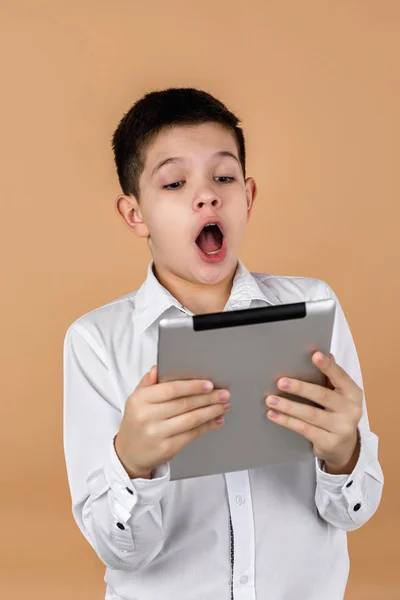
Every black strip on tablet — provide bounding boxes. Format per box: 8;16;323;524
193;302;306;331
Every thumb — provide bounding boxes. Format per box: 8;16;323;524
138;365;158;388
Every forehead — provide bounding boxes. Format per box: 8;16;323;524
143;122;239;166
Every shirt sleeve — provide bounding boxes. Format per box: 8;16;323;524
63;322;170;571
314;284;384;531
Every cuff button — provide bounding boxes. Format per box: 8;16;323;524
346;480;353;488
353;503;361;512
126;487;134;495
116;522;125;530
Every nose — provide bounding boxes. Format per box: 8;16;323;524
193;189;222;211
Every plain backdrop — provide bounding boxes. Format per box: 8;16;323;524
1;1;399;598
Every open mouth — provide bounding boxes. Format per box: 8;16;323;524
195;223;224;255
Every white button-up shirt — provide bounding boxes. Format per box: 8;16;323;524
63;260;384;600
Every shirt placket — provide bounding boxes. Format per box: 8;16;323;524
225;471;256;600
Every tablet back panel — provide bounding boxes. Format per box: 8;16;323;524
157;299;335;480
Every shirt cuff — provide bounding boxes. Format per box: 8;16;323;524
102;433;170;523
315;428;382;521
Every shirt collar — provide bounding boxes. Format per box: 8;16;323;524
133;259;281;334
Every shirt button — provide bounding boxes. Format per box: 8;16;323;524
353;503;361;512
126;487;134;495
346;480;353;488
239;575;249;585
236;495;246;505
116;522;125;530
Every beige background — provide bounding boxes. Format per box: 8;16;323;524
1;1;399;598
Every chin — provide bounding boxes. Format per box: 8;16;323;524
191;256;237;285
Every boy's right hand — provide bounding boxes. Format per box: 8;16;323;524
114;366;231;479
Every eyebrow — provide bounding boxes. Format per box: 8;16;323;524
151;150;240;178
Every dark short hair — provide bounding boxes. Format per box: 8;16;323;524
111;87;246;201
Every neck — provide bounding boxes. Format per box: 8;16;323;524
153;262;237;315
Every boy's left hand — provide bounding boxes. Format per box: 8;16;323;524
265;352;363;474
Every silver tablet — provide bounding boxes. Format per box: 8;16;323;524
157;299;336;480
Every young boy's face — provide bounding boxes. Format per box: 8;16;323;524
117;122;256;288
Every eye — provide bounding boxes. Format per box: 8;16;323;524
162;176;235;191
163;181;184;190
215;176;235;184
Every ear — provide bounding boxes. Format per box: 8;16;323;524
244;177;257;218
115;194;150;239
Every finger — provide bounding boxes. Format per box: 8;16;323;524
154;389;230;420
312;352;360;397
143;378;215;403
161;403;228;438
169;412;226;450
148;365;158;385
276;376;346;411
151;365;158;383
136;365;158;389
266;407;333;446
265;395;341;433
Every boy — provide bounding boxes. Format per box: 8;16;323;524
63;88;384;600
